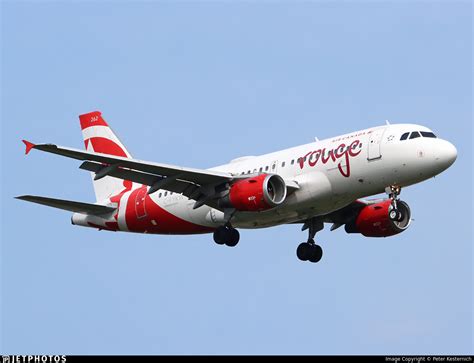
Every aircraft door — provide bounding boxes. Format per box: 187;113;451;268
367;128;386;160
135;187;147;219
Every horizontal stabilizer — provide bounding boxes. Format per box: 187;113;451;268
15;195;116;216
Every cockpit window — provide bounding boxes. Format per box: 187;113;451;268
421;131;437;138
400;132;409;141
409;131;421;139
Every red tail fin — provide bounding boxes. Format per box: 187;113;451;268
79;111;108;130
79;111;133;202
79;111;132;158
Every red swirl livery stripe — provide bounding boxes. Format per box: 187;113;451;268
123;187;214;235
86;137;128;157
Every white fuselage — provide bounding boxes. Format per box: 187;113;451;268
135;123;456;230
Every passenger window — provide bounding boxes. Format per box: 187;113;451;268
159;193;162;198
409;132;421;139
164;192;168;196
291;159;294;165
272;164;276;170
282;161;286;167
265;166;269;171
421;131;437;138
259;167;263;172
400;132;409;141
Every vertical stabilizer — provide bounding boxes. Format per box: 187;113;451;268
79;111;133;201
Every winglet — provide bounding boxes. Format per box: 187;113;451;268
22;140;36;155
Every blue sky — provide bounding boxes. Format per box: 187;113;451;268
1;1;472;355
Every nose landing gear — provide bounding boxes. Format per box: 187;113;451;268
296;218;324;263
386;185;404;221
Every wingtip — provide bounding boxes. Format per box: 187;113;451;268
22;140;35;155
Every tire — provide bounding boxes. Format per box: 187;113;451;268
213;226;227;245
396;210;404;221
308;244;323;263
226;229;240;247
296;243;310;261
389;209;399;221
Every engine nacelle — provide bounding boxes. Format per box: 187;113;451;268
219;174;287;212
345;200;411;237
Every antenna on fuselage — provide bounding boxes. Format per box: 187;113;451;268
314;136;319;141
385;120;391;125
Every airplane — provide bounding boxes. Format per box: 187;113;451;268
17;111;457;263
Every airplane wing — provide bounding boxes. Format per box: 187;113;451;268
321;199;368;230
24;142;232;184
22;141;240;208
15;195;116;216
23;140;302;209
321;199;391;231
295;199;382;231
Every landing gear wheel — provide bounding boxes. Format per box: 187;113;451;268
389;209;399;221
213;226;227;245
389;208;404;222
297;218;325;263
297;242;311;261
213;226;240;247
397;211;404;221
226;228;240;247
386;185;402;213
296;242;323;263
308;244;323;263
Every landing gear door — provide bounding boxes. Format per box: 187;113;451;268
367;127;386;160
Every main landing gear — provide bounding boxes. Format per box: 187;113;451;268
213;225;240;247
386;185;404;222
297;218;324;263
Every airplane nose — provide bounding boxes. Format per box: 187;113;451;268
435;140;457;169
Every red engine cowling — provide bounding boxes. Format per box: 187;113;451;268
345;199;411;237
219;174;287;212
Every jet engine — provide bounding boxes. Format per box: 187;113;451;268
345;199;411;237
218;174;287;212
